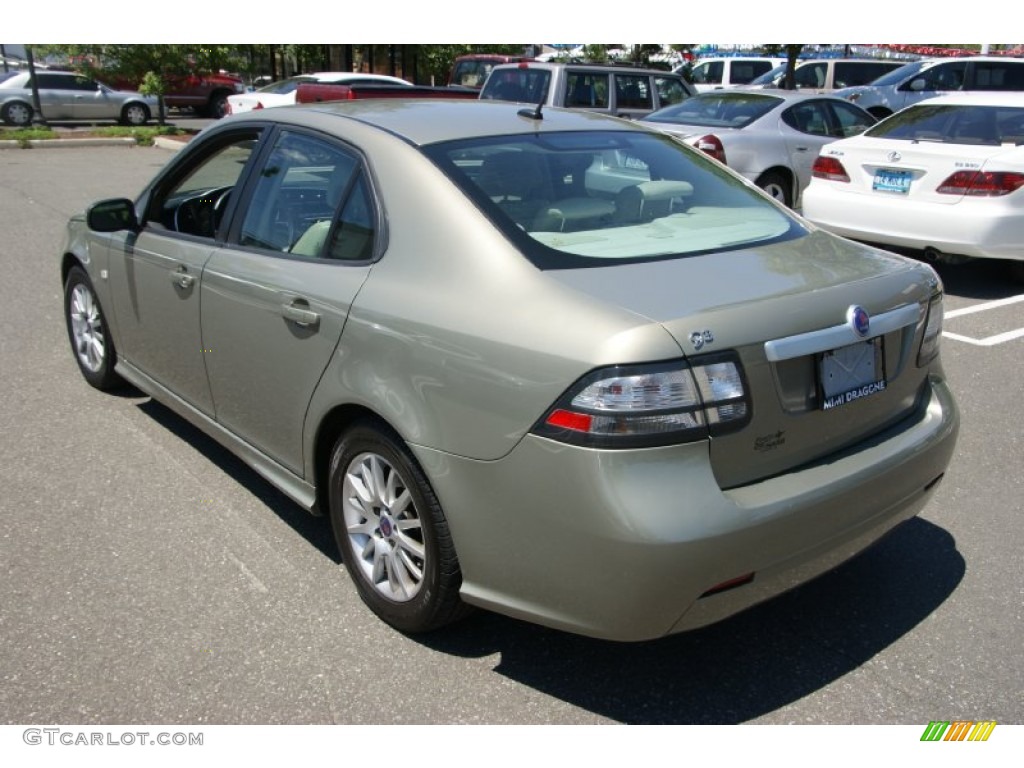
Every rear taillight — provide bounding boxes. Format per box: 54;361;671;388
254;102;264;110
812;156;850;182
918;292;944;366
936;171;1024;196
533;354;750;448
694;135;727;164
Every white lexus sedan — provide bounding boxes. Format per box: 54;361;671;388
802;93;1024;282
226;72;410;114
640;90;875;207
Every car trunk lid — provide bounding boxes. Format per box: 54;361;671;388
546;230;939;488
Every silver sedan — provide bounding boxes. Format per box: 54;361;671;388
0;70;156;126
641;90;876;207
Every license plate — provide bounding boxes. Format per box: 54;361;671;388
820;339;886;410
873;168;911;194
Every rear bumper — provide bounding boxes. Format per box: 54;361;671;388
417;376;959;641
803;184;1024;262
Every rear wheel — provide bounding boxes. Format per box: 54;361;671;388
756;171;792;207
328;421;469;633
2;101;33;126
205;92;230;119
64;266;123;391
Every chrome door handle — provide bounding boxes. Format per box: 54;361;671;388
282;301;320;329
171;266;195;289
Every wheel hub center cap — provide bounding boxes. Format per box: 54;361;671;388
379;515;394;538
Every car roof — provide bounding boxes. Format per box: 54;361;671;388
488;61;678;77
224;98;651;146
705;88;855;104
912;91;1024;107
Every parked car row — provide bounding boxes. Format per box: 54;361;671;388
0;70;156;126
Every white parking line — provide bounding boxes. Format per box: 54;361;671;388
942;293;1024;346
944;294;1024;319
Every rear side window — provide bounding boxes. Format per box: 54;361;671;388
614;74;653;110
971;62;1024;90
564;72;609;108
794;63;828;89
833;62;900;88
480;68;551;104
731;61;773;84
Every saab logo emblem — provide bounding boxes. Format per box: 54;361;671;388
920;721;997;742
847;305;870;337
689;330;714;350
888;150;902;162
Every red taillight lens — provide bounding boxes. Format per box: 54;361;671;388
253;101;263;110
936;170;1024;196
533;355;750;449
812;156;850;182
695;134;727;164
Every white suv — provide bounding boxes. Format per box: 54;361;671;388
683;57;783;92
835;56;1024;118
480;62;695;119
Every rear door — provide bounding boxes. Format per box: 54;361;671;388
200;128;375;474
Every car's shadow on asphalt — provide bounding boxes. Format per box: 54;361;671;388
929;258;1022;300
132;385;964;725
419;517;963;724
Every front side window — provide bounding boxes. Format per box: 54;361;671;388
691;61;723;86
144;132;259;239
912;62;967;92
794;63;828;89
239;130;374;260
425;130;802;268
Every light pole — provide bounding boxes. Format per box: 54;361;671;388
25;45;48;128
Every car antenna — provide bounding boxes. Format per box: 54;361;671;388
518;100;544;121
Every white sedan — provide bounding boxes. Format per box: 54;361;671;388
640;90;876;207
802;93;1024;282
227;72;410;114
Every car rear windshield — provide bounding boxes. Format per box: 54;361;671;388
424;130;803;269
644;93;782;128
867;103;1024;145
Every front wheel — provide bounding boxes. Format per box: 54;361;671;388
756;171;793;207
121;103;150;126
329;421;469;633
64;266;123;390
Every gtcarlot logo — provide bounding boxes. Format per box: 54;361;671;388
920;721;997;742
23;728;203;747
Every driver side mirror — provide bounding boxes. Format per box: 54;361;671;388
87;198;139;233
909;78;927;92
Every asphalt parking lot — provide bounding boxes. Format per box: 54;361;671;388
0;144;1021;726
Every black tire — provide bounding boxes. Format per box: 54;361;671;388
64;266;123;391
328;420;469;633
756;170;793;207
2;100;33;127
1008;260;1024;285
120;102;150;126
205;92;230;119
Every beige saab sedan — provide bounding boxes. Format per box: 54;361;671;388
60;99;958;641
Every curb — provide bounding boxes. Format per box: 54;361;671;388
0;136;187;151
